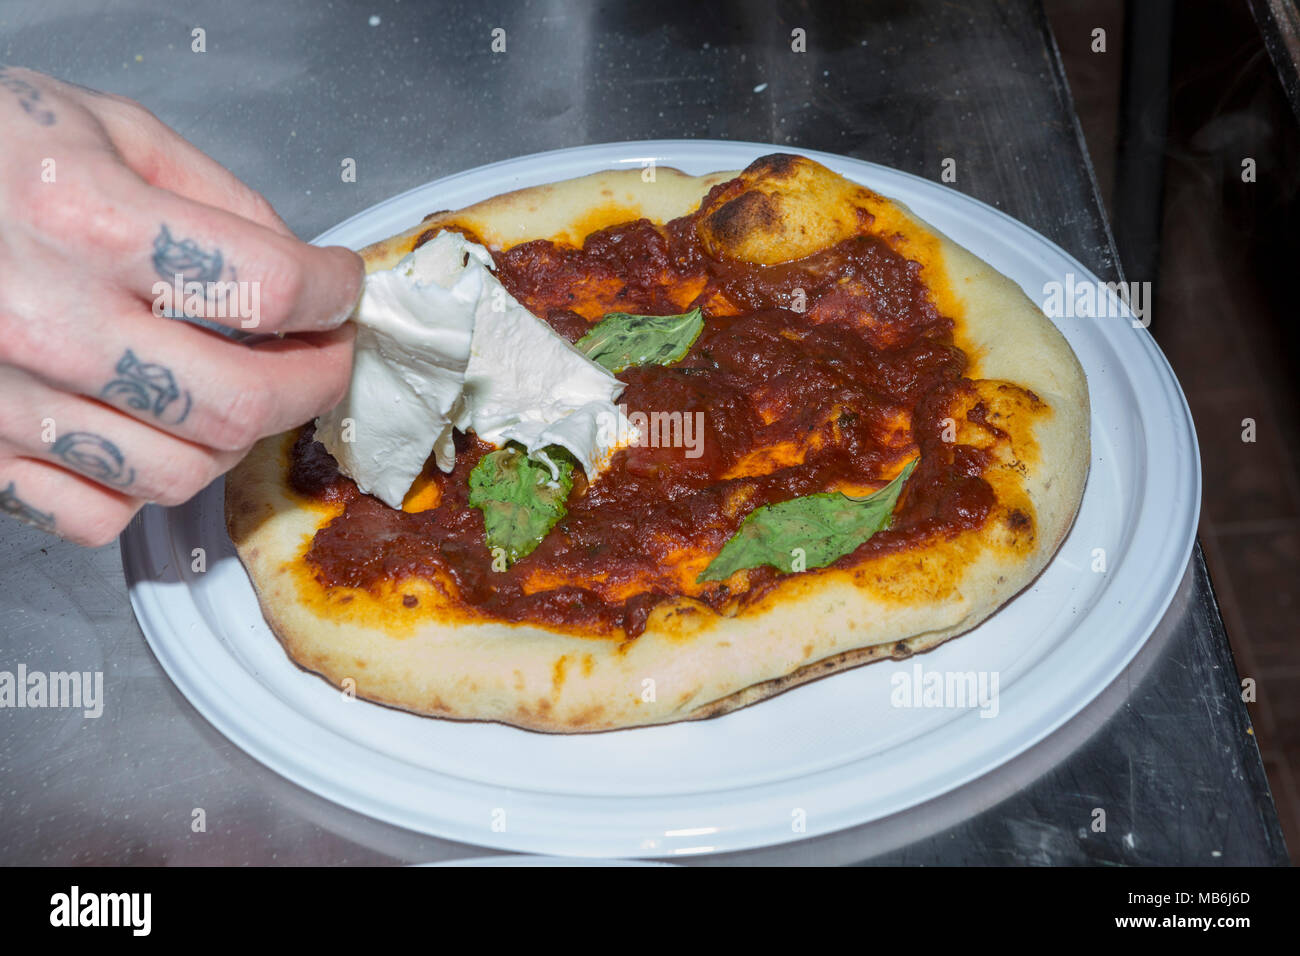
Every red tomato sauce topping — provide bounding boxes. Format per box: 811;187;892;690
290;209;995;637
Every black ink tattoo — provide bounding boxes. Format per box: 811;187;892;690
0;66;56;126
100;350;193;425
0;481;55;532
152;225;224;283
51;432;135;488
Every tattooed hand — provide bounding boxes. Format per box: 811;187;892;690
0;67;363;545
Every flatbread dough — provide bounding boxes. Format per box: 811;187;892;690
225;155;1089;732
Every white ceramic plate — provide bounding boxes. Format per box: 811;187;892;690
121;140;1200;858
418;856;676;867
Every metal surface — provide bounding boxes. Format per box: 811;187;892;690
0;0;1286;864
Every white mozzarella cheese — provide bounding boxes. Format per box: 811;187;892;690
316;230;636;506
314;232;482;508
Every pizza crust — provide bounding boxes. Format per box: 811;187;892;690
226;157;1090;732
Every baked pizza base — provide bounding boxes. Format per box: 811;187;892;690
226;158;1090;733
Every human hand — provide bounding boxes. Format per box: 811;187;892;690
0;66;362;545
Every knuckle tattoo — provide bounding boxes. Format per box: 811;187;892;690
100;349;193;425
50;431;135;489
0;480;55;533
0;66;56;126
151;224;225;284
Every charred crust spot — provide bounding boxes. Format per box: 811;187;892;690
703;189;781;251
892;641;913;659
967;398;1009;439
743;152;801;179
401;594;418;608
420;209;451;222
1000;382;1044;407
1007;509;1032;532
414;222;486;251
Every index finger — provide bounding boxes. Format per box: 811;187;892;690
37;160;363;333
132;191;364;333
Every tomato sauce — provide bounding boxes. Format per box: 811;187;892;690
291;208;995;637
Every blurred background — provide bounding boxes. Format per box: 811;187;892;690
1047;0;1299;859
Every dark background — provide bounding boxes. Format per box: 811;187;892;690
1049;0;1300;860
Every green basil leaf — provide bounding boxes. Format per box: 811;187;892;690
574;307;705;373
468;445;575;567
698;458;919;582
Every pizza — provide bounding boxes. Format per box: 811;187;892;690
224;153;1090;732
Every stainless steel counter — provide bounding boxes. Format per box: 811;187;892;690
0;0;1287;865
